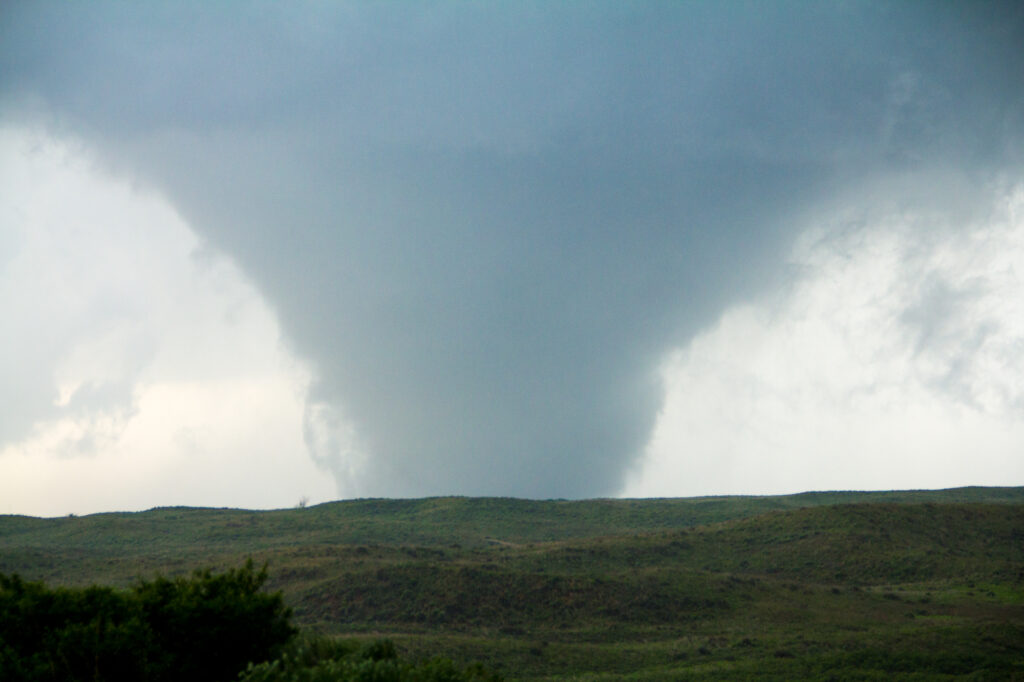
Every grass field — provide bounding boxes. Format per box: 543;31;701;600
2;487;1023;680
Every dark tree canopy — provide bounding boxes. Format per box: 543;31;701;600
0;560;295;682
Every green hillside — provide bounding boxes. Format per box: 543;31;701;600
2;487;1023;680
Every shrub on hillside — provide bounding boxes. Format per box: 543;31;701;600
0;560;295;682
238;635;502;682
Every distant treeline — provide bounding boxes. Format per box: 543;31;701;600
0;560;499;682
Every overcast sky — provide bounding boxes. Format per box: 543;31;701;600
2;2;1023;516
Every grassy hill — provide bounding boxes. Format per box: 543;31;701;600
2;487;1023;680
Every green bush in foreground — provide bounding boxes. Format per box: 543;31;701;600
238;635;503;682
0;560;295;682
0;563;500;682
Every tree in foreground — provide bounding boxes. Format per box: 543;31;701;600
0;560;295;682
0;561;499;682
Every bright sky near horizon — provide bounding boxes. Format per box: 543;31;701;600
1;3;1023;516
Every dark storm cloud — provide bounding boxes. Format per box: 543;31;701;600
3;2;1022;497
